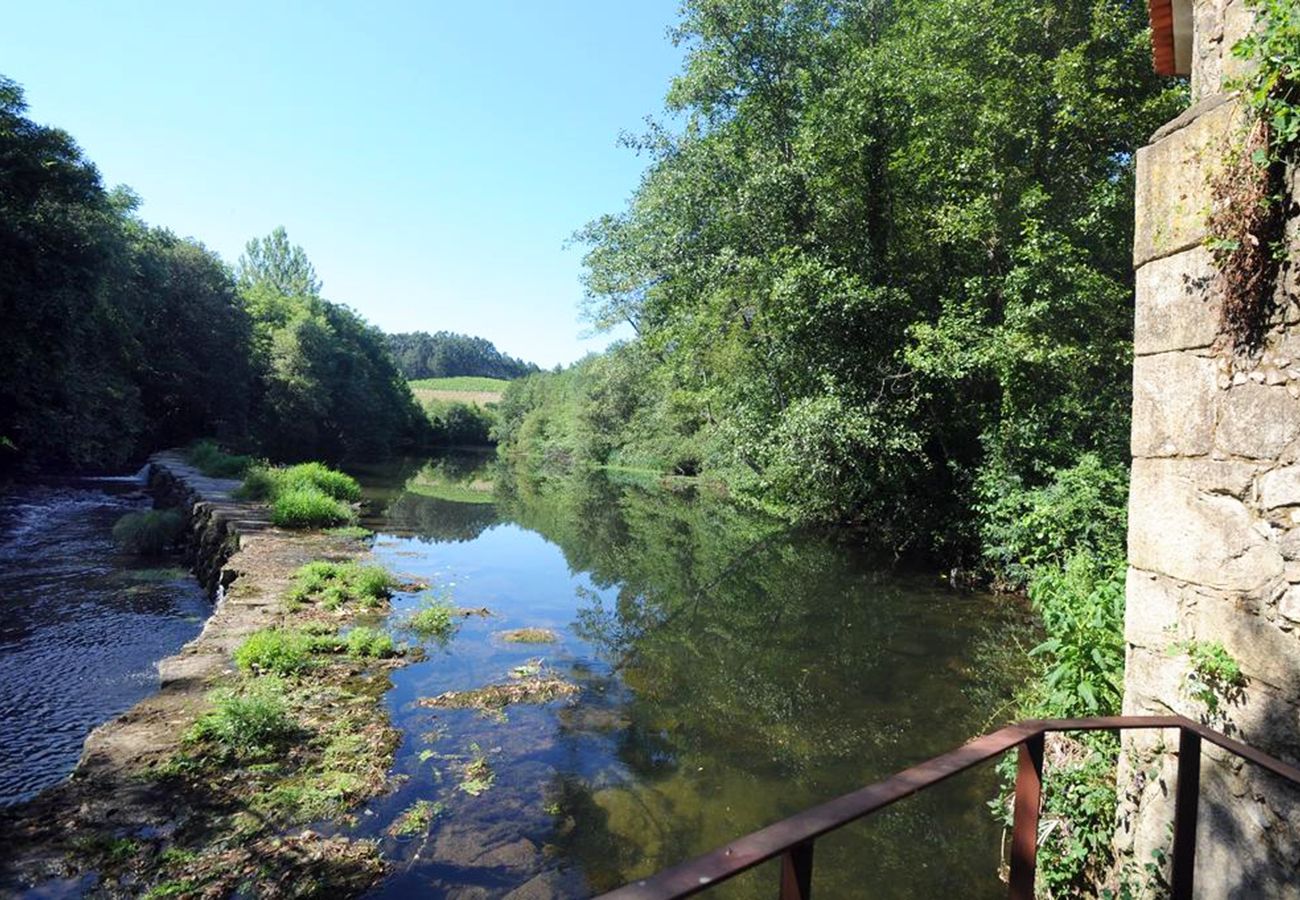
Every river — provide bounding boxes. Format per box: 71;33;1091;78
0;477;208;806
341;455;1031;898
0;456;1030;897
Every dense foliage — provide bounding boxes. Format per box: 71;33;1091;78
498;0;1184;570
0;78;426;472
387;331;539;381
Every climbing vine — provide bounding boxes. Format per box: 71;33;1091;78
1207;0;1300;351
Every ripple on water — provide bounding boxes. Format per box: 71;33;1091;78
0;483;210;806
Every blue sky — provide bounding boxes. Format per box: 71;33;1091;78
1;1;684;367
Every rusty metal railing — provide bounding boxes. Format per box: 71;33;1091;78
596;715;1300;900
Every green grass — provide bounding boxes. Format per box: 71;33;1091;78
403;595;458;641
238;461;361;530
184;440;254;478
285;561;396;611
344;626;396;659
272;488;355;529
112;509;185;554
233;628;324;675
241;462;361;503
189;678;297;758
408;376;509;393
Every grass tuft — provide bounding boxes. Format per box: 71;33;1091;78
112;509;185;555
189;678;297;758
271;488;355;529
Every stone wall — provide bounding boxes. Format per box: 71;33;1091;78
1119;1;1300;895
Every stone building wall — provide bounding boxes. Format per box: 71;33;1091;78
1118;1;1300;895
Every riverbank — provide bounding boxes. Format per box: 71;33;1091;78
0;452;400;897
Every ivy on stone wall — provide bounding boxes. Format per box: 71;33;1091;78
1207;0;1300;351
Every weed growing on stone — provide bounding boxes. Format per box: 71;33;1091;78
404;594;458;641
188;677;297;759
387;799;444;837
285;560;396;611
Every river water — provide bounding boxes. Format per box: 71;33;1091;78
342;456;1031;899
0;477;208;806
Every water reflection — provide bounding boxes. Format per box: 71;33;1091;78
352;455;1029;898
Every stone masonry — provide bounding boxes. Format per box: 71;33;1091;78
1119;1;1300;896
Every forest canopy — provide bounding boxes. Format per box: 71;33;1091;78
0;78;426;471
496;0;1187;572
386;331;539;381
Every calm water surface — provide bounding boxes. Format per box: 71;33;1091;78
0;478;208;805
343;456;1030;899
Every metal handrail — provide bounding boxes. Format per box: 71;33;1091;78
596;715;1300;900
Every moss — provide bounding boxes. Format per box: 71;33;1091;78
112;509;185;554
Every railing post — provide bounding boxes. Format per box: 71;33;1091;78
1008;731;1044;900
779;839;814;900
1171;726;1201;900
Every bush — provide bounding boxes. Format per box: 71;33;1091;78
112;509;185;555
189;678;296;758
241;462;360;502
344;626;395;659
980;454;1128;587
233;629;317;675
271;488;355;529
184;440;254;478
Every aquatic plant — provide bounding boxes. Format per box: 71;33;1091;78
403;595;458;641
111;509;185;555
386;799;444;837
418;675;579;711
458;743;495;796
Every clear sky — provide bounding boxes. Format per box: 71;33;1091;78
1;1;684;367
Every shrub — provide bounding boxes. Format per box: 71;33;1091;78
112;509;185;555
344;626;395;659
233;629;316;675
184;440;254;478
189;678;296;758
271;488;355;529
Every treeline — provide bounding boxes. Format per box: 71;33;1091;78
495;2;1185;887
386;331;539;381
0;77;427;472
498;0;1182;571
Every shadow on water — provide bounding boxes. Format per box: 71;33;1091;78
342;455;1035;898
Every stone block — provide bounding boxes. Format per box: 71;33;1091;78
1280;586;1300;623
1134;98;1243;267
1131;351;1217;457
1257;466;1300;509
1193;592;1299;690
1134;246;1221;355
1129;458;1280;592
1216;382;1300;459
1126;567;1183;650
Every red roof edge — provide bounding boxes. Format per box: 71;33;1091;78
1149;0;1178;76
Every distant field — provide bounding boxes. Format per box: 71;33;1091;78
409;376;508;407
